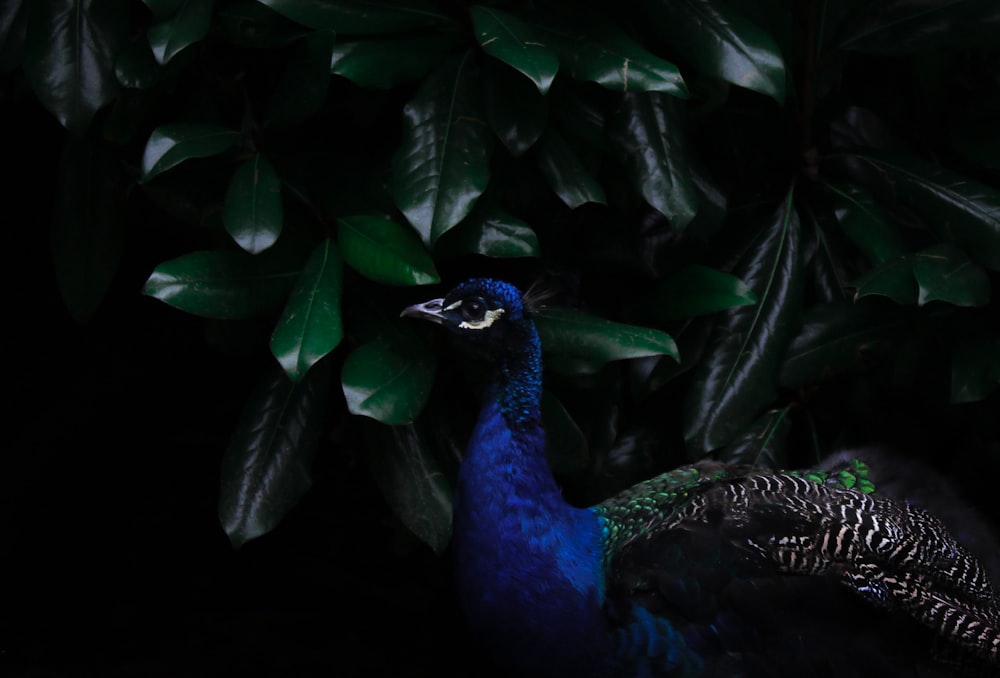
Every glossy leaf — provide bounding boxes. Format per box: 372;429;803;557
329;33;460;89
684;187;803;455
257;0;450;33
844;151;1000;270
470;6;558;94
644;0;786;102
951;335;1000;404
435;201;540;259
853;256;917;305
825;182;903;265
271;239;343;382
217;2;306;48
223;154;284;254
608;91;698;228
534;129;606;209
22;0;127;135
219;359;332;549
337;216;440;285
535;309;678;375
147;0;213;65
631;265;757;323
536;15;687;96
388;52;493;246
363;421;452;555
911;243;990;307
265;29;334;127
50;133;124;323
854;244;991;307
483;57;548;157
342;336;437;425
779;300;903;389
142;249;299;319
140;123;239;183
722;406;792;468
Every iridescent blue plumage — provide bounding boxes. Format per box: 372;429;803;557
402;278;1000;677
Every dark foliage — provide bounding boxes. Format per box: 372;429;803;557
4;0;1000;675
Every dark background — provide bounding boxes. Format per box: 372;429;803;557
3;98;495;677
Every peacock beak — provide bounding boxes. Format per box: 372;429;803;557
401;298;446;324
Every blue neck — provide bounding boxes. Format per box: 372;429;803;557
452;326;611;675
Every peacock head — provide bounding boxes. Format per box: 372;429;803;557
401;278;536;360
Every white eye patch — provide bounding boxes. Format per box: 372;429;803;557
459;307;504;330
444;299;505;330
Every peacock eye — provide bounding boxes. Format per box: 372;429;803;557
462;297;487;322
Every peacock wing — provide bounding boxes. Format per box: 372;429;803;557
594;460;1000;676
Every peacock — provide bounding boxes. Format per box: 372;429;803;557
402;277;1000;677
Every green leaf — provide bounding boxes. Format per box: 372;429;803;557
22;0;127;135
147;0;214;65
388;52;493;246
853;255;917;304
337;216;440;285
470;6;558;94
608;91;698;228
483;56;548;157
951;335;1000;404
779;300;904;390
722;406;792;468
217;2;306;48
329;33;460;89
684;187;803;455
644;0;785;102
219;359;332;549
435;201;540;259
257;0;450;33
853;243;991;307
50;133;125;324
270;239;344;382
825;182;903;265
140;123;239;183
533;14;687;96
843;151;1000;270
223;154;284;254
265;29;334;127
631;265;757;323
534;128;606;209
342;337;437;425
142;249;300;319
363;421;452;555
535;309;678;375
912;243;991;307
